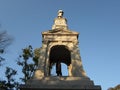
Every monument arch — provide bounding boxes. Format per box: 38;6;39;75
20;10;101;90
49;45;71;76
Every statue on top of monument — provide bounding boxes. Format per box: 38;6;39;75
57;10;64;18
52;10;68;30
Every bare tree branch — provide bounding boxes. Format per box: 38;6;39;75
0;30;13;66
0;31;13;53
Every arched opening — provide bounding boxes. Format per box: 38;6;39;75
49;45;71;76
50;63;68;76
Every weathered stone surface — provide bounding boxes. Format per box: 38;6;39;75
52;10;68;30
20;77;101;90
20;10;101;90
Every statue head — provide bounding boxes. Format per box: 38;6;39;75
57;10;64;18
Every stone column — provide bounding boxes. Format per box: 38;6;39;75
71;44;87;77
43;41;51;76
33;43;48;79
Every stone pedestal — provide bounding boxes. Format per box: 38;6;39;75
20;76;101;90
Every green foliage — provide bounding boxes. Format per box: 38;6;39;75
108;84;120;90
17;45;39;83
0;67;18;90
0;43;39;89
0;80;6;90
0;30;17;89
33;48;41;64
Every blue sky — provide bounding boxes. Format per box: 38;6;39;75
0;0;120;90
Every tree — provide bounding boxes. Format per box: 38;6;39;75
0;30;14;89
0;67;18;90
17;45;39;83
0;31;13;66
108;84;120;90
0;31;13;53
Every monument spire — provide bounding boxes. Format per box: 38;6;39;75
52;10;68;30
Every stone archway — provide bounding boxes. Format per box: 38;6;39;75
49;45;71;76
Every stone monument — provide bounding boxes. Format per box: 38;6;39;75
20;10;101;90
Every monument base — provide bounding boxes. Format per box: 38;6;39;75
20;76;101;90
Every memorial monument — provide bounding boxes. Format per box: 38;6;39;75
20;10;101;90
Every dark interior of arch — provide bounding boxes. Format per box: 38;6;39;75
49;45;71;66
